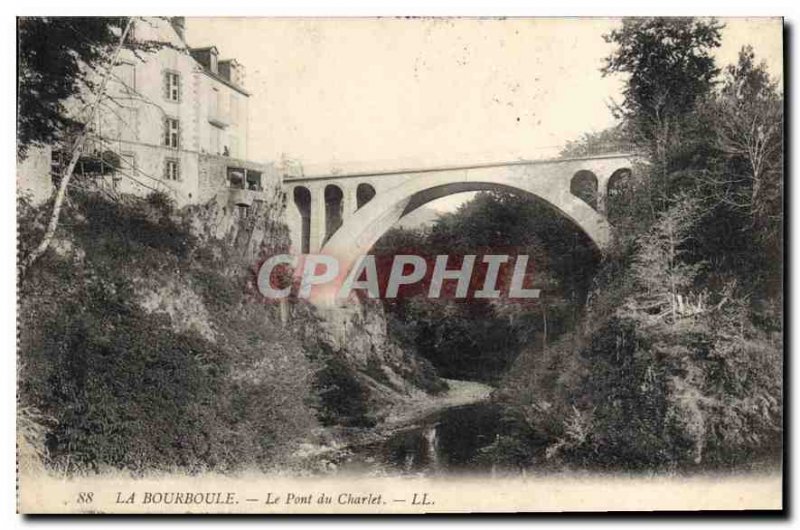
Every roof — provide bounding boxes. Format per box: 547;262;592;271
199;67;251;97
189;45;219;54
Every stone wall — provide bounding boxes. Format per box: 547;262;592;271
197;153;282;202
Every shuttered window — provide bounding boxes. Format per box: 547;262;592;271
163;117;180;148
164;158;180;181
164;71;181;102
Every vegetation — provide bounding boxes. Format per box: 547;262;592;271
17;17;128;156
559;126;629;158
18;17;180;278
375;191;599;384
18;191;321;473
17;16;782;476
494;19;783;471
380;18;783;472
17;185;449;473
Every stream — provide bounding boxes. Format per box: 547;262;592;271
347;401;504;474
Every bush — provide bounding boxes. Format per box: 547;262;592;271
18;190;318;473
312;354;375;428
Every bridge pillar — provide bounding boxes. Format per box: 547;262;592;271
342;184;358;218
309;184;327;253
596;173;611;215
597;189;607;215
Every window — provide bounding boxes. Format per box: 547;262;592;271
164;71;181;102
164;117;180;148
246;170;262;191
164;158;180;181
127;19;136;43
237;205;249;219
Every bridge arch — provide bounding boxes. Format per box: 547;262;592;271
606;167;632;223
281;155;635;305
324;184;344;244
356;183;376;209
571;170;598;210
315;164;625;306
292;186;311;254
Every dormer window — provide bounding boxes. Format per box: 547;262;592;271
218;59;244;87
189;46;220;75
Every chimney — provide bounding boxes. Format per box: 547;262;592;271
170;17;186;41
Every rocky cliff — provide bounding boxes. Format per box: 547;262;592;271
18;184;445;472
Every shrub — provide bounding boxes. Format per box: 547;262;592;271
18;190;318;473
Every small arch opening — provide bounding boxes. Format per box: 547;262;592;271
607;168;632;223
356;183;376;209
293;186;311;254
570;170;598;210
324;184;344;243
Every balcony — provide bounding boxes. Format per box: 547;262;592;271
227;167;264;207
208;112;230;129
230;187;261;207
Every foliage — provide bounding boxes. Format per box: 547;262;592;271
17;17;128;157
312;354;375;428
708;46;783;260
603;18;723;152
559;126;630;158
17;191;318;473
487;18;782;472
376;191;599;384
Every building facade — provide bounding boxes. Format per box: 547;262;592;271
19;16;277;212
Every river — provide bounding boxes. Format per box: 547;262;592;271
345;401;504;474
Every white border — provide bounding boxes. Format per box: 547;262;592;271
4;1;797;528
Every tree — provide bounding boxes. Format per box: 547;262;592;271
18;18;135;278
602;18;723;212
629;196;705;323
559;126;629;158
713;46;783;243
602;18;723;151
17;17;129;157
376;191;600;383
493;17;783;471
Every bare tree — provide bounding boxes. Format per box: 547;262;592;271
714;46;782;231
19;19;134;278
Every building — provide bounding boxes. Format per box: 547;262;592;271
19;16;278;213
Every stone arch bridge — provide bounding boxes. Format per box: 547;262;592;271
283;153;634;263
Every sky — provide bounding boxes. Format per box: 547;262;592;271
185;17;783;214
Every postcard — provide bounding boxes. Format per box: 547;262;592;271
16;16;784;513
